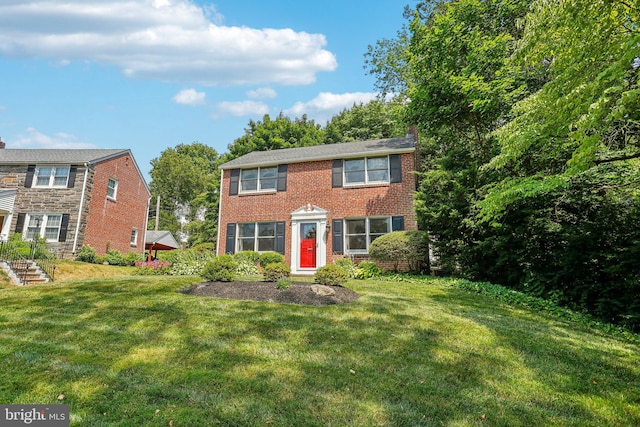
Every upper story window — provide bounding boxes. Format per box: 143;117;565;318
241;167;277;193
34;166;70;188
344;156;390;185
25;213;63;241
107;178;118;199
344;217;391;254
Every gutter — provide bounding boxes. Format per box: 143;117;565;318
72;163;90;254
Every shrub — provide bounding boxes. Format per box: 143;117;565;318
104;249;127;266
263;262;291;282
368;231;430;273
335;258;358;278
259;252;285;268
168;249;216;276
201;255;237;282
133;260;172;275
355;261;382;279
191;242;215;252
314;264;349;286
124;251;142;266
276;277;291;290
234;251;260;276
76;245;98;263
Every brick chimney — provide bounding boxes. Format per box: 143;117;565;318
0;137;5;149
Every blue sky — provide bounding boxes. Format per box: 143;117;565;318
0;0;409;178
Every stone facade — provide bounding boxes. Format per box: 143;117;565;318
0;152;149;258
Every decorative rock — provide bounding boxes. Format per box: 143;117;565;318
310;284;336;296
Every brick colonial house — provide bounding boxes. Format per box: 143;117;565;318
217;131;419;274
0;146;151;258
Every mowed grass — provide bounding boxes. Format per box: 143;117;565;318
0;267;638;426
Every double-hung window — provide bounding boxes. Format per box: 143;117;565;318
130;228;138;246
107;178;118;199
34;166;70;187
344;217;391;253
240;167;277;193
344;156;389;185
25;214;63;241
237;222;276;252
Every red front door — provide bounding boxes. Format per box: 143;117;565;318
300;223;317;269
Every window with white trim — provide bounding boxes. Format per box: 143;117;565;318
237;222;276;252
344;217;391;254
34;166;70;188
25;214;63;241
107;178;118;199
130;228;138;246
344;156;389;185
240;167;277;193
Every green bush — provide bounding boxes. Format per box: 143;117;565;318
368;231;430;273
314;264;349;286
355;261;382;279
276;277;291;290
201;255;237;282
167;249;216;275
259;252;285;268
104;249;127;266
76;245;98;263
191;242;215;252
263;262;291;282
234;251;261;276
335;258;358;278
124;251;142;266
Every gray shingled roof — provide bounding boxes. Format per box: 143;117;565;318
219;135;416;169
0;149;130;164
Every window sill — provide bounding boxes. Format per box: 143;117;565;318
238;189;277;196
342;182;390;189
106;196;117;202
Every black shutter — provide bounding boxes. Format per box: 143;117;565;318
15;213;26;233
59;214;70;242
332;219;343;255
24;165;36;188
332;159;343;188
225;223;236;254
275;221;286;254
67;165;78;188
277;165;288;192
229;169;240;195
391;216;405;231
390;154;402;183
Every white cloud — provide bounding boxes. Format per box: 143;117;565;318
0;1;337;86
214;100;269;118
246;87;277;99
11;127;97;149
284;92;379;123
173;88;205;105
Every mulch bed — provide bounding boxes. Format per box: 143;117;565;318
180;281;360;306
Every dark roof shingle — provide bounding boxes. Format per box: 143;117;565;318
0;149;130;164
219;135;416;169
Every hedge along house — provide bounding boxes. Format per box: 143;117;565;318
0;144;151;258
217;129;419;274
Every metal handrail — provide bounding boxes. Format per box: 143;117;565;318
0;240;31;284
30;239;56;282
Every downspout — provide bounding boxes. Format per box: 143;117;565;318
216;169;224;255
142;194;151;257
72;163;90;254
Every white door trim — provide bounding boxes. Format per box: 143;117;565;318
290;204;327;275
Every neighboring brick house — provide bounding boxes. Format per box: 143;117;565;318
217;131;419;274
0;147;150;258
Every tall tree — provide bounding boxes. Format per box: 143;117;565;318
149;142;220;244
226;113;325;160
405;0;537;272
324;100;407;144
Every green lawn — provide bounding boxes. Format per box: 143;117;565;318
0;274;638;426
